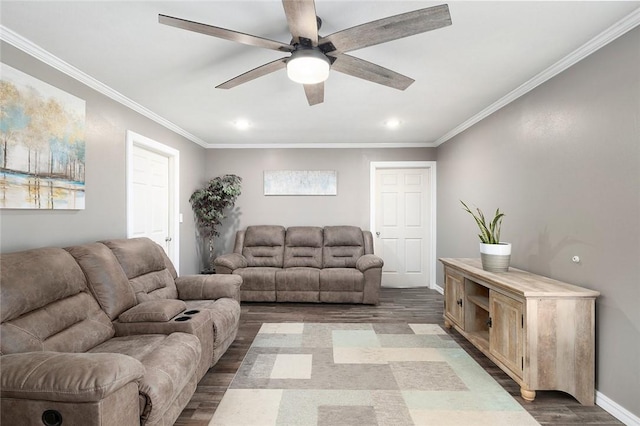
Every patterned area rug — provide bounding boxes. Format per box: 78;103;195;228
210;323;539;425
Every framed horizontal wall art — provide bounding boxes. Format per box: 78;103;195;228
264;170;337;196
0;63;86;209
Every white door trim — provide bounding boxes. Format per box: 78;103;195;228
370;161;437;289
126;130;180;274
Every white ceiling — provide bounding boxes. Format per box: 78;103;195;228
1;1;639;148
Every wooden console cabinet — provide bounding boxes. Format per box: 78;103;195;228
440;258;599;405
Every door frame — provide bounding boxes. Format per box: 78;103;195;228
370;161;437;289
126;130;180;273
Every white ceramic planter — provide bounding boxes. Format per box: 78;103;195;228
479;242;511;272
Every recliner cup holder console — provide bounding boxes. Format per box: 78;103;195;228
174;309;200;321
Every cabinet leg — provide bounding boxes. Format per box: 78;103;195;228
521;388;536;402
443;319;452;329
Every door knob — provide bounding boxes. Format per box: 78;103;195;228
376;232;380;237
165;237;172;242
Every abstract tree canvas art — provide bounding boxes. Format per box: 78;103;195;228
0;63;86;209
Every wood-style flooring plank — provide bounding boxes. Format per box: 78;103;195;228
174;288;621;425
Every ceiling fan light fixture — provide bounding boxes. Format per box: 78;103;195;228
287;48;330;85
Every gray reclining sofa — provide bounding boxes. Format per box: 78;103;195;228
0;237;242;426
214;225;383;304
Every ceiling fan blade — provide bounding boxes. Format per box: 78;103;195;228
330;54;414;90
216;58;288;89
159;14;293;53
322;4;451;53
303;83;324;106
282;0;318;45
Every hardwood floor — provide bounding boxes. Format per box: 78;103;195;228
175;288;621;425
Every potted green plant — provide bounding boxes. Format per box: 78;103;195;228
460;200;511;272
190;174;242;273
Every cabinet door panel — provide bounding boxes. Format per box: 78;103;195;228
444;270;464;328
489;290;524;378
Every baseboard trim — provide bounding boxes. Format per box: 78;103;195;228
596;391;640;426
433;283;444;295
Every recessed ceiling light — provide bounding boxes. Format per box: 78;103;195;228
234;119;251;130
384;118;401;129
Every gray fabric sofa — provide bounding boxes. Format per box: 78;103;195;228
214;225;383;304
0;238;242;426
97;238;242;378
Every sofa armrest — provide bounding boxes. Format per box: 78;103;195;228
213;253;247;274
359;255;384;305
356;254;384;272
0;351;144;403
118;299;186;323
175;274;242;302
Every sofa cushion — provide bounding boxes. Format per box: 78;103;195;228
103;238;179;303
276;267;321;303
242;226;285;267
66;243;137;320
89;332;200;425
119;299;186;323
0;351;144;403
320;268;365;292
1;248;88;323
112;308;213;381
0;248;115;355
320;268;365;303
129;269;179;303
322;226;365;268
234;267;279;291
102;238;165;280
283;226;323;268
1;292;115;354
276;268;320;292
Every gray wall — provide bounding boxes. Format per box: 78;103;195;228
436;28;639;416
0;43;207;275
205;147;436;258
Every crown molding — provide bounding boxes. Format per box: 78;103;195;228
0;25;209;148
434;7;640;147
206;141;437;149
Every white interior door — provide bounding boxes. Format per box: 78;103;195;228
126;131;179;272
374;167;431;288
131;145;170;246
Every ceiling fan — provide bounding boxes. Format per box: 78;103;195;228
159;1;452;106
